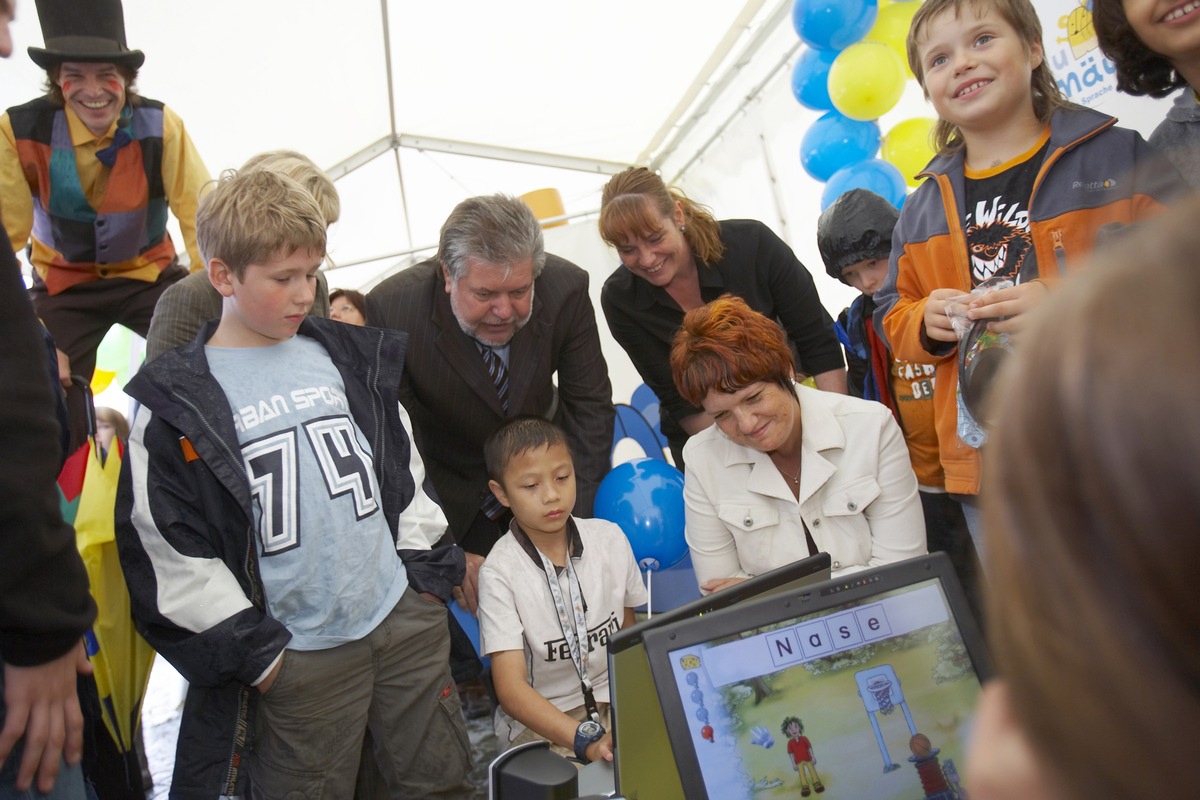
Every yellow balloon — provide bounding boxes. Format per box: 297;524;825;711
90;368;116;395
882;117;937;188
828;41;906;122
865;2;920;78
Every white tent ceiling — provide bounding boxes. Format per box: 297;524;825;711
2;0;812;286
2;0;1171;402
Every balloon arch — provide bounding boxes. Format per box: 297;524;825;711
790;0;937;210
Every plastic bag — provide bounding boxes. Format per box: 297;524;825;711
943;278;1015;448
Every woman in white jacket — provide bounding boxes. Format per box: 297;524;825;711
670;296;926;592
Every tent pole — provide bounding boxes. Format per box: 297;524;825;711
380;0;414;248
636;0;768;166
667;39;800;184
648;0;793;173
393;148;414;251
759;129;790;242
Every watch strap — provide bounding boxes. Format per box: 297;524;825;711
573;721;604;761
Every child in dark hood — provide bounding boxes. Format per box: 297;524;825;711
819;189;979;610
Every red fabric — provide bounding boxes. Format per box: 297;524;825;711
788;735;814;764
916;758;950;793
865;322;897;421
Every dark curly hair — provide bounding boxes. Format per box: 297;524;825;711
1093;0;1186;98
781;716;805;736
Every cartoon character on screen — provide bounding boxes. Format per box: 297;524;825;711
855;664;918;773
781;716;825;796
908;733;968;800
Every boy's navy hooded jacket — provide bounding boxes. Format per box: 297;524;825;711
115;316;464;798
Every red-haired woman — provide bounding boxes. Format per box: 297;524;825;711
600;168;846;466
670;296;925;591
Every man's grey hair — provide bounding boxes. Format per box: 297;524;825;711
437;194;547;283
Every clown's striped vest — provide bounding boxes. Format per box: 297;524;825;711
7;96;176;293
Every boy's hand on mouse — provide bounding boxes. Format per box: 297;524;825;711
924;289;964;343
966;281;1047;338
586;733;615;763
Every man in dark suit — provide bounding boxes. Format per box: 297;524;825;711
367;194;614;608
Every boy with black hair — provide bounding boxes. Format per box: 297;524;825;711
115;168;471;798
477;417;647;764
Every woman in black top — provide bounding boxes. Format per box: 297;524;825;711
599;167;846;465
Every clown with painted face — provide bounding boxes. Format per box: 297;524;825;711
0;0;210;451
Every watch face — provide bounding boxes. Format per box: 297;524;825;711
579;720;603;737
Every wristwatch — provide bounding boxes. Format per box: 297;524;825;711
573;719;605;761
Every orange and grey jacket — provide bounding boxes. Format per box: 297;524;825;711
874;106;1185;496
6;97;176;294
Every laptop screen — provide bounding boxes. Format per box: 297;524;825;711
608;553;831;800
643;554;990;800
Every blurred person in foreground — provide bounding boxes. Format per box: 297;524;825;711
0;1;96;794
969;195;1200;799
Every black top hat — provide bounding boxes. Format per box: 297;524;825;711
28;0;145;70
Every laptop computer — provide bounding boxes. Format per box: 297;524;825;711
642;553;990;800
607;552;832;800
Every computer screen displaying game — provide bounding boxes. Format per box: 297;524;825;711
645;558;986;800
608;553;831;800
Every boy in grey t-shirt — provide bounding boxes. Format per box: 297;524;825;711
116;169;471;798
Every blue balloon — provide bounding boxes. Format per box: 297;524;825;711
800;111;880;182
631;383;668;447
595;458;687;571
613;404;668;463
790;47;838;111
821;158;907;210
792;0;878;51
449;600;490;668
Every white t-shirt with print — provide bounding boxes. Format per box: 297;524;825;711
477;516;648;742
